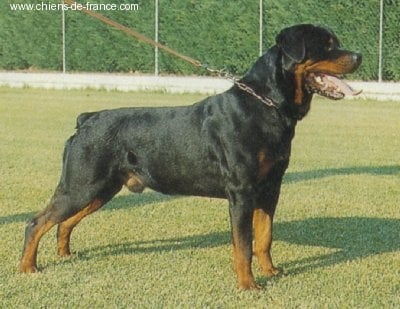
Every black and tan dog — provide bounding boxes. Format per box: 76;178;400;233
20;24;361;289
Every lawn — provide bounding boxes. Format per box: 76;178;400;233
0;87;399;307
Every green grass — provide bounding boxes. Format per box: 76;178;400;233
1;87;399;307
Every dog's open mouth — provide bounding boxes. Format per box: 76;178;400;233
306;73;362;100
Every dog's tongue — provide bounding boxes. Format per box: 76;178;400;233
323;75;362;96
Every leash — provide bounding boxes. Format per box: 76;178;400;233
63;0;278;108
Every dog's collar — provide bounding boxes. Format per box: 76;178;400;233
234;81;307;121
234;80;279;109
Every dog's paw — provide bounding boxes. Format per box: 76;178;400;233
262;266;281;277
19;263;38;274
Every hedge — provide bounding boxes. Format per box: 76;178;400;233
1;0;399;80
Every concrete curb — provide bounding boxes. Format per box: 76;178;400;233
0;72;399;100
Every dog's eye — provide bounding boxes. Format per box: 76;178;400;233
326;40;334;51
326;37;337;51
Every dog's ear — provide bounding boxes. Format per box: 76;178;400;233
276;26;306;71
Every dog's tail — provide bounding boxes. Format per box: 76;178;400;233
58;112;95;184
76;112;96;129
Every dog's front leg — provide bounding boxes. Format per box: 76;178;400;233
228;190;260;290
253;207;279;276
252;160;288;277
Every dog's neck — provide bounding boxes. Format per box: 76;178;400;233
240;46;313;120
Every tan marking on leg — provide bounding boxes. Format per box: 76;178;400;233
231;230;260;290
57;199;103;256
19;220;56;273
253;208;279;276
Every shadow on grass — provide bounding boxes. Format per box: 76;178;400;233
0;212;35;225
70;216;398;283
284;165;400;184
273;217;400;276
77;231;231;260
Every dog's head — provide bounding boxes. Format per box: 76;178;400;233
276;24;362;106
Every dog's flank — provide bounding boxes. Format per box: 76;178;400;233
20;24;361;290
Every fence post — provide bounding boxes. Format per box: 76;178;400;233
154;0;159;76
62;0;66;73
378;0;383;82
259;0;263;56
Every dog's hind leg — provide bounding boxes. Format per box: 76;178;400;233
56;182;122;257
20;123;126;273
19;208;58;273
19;189;80;273
56;199;103;257
20;180;121;273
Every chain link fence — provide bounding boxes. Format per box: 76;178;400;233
1;0;399;81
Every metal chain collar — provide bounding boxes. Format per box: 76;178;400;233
204;66;278;108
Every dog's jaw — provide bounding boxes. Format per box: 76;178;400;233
294;52;362;103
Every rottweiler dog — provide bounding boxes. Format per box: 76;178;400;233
20;24;361;289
